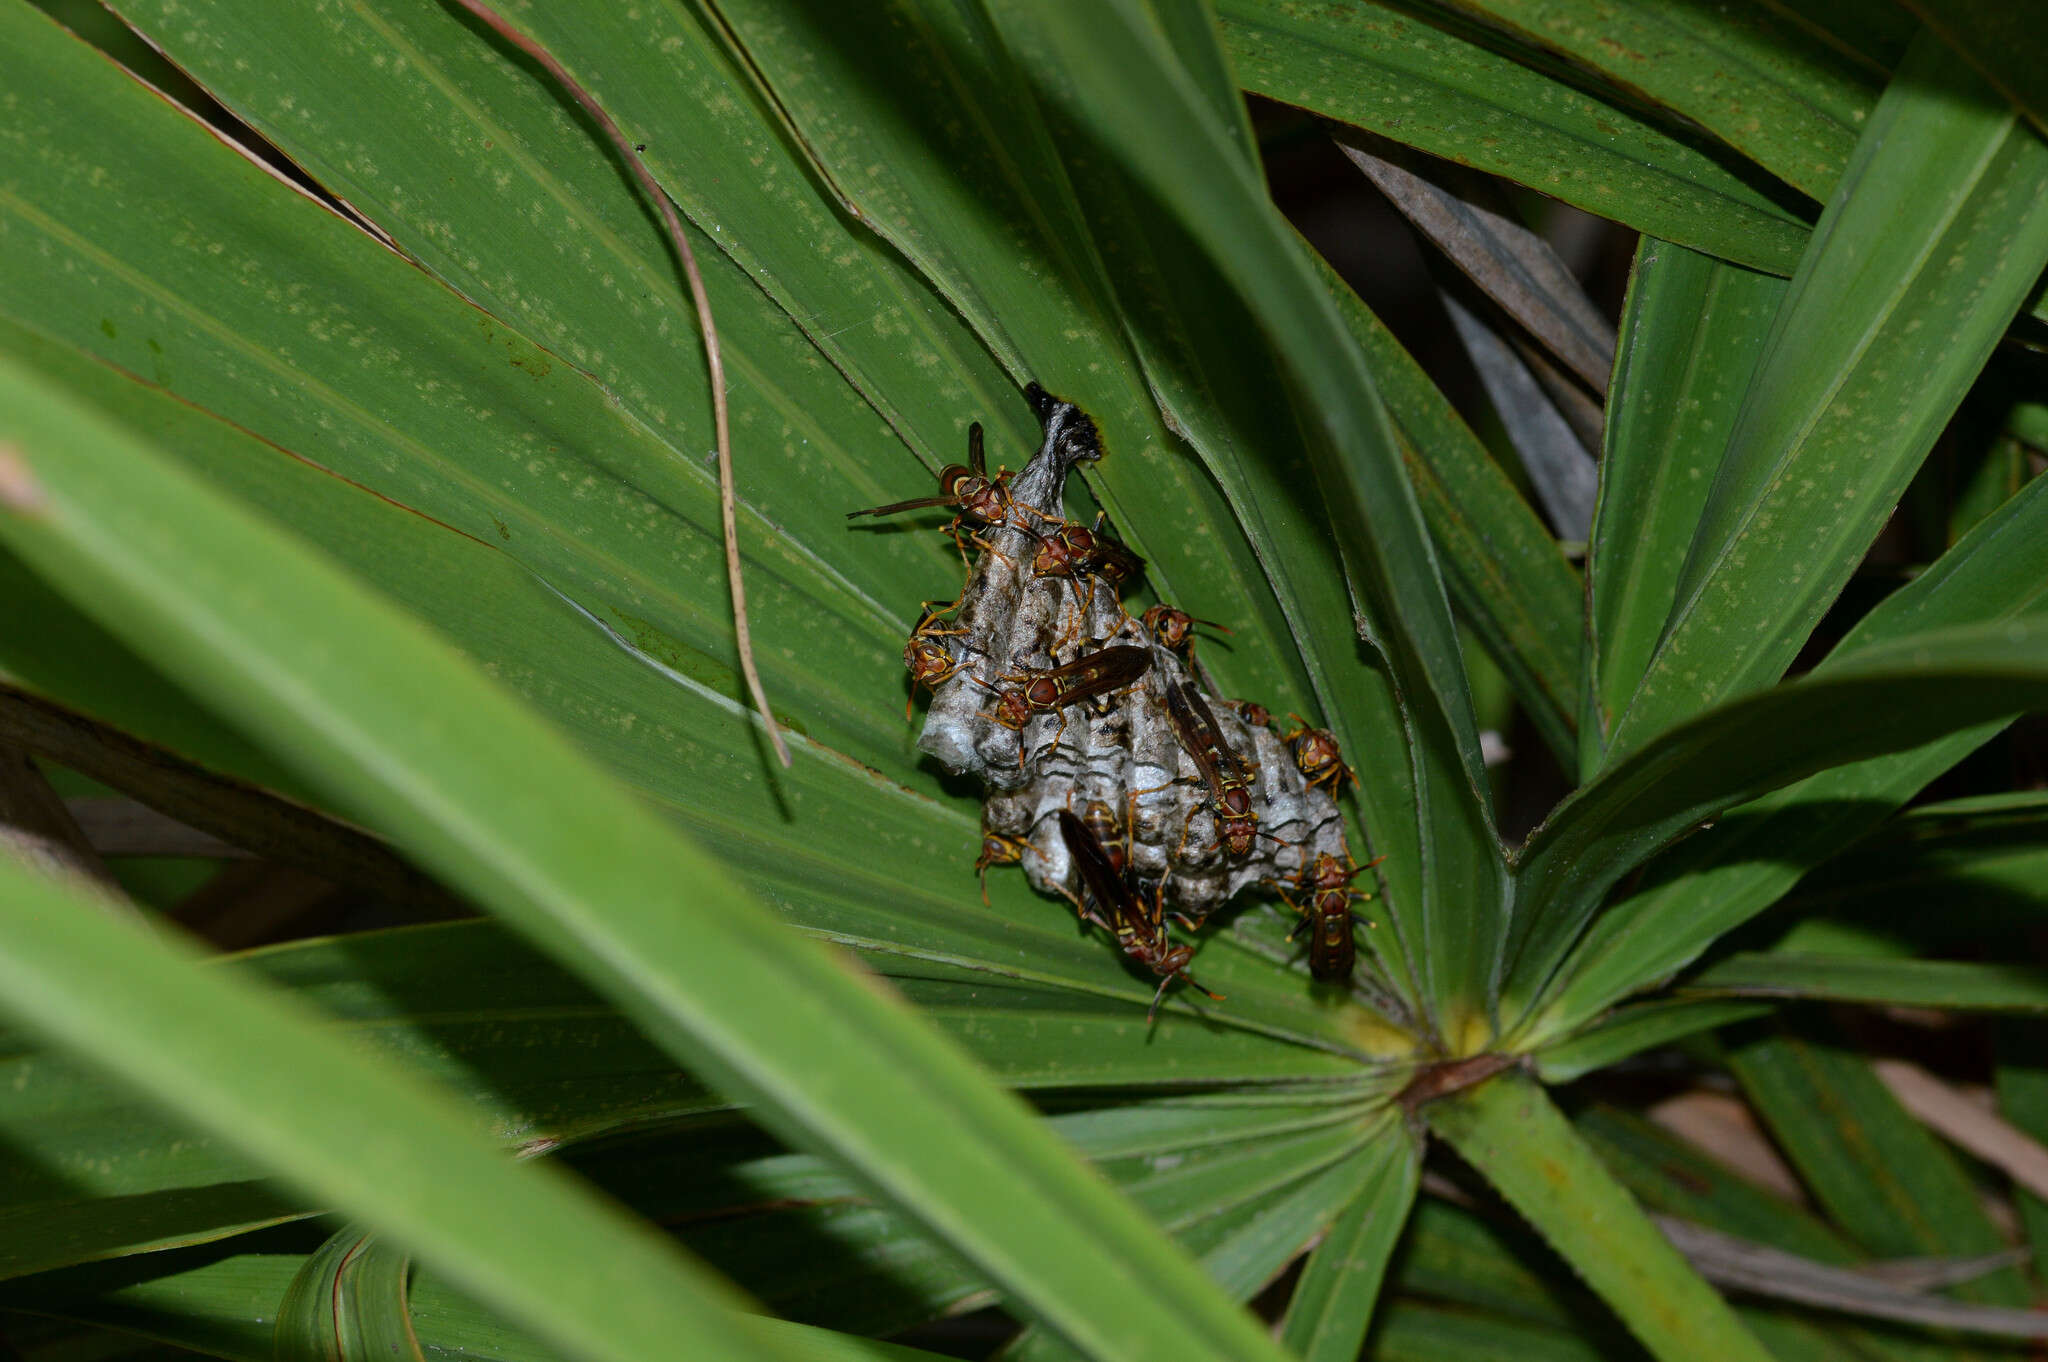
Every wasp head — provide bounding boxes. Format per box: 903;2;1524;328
1142;604;1191;650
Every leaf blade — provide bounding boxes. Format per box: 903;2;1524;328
1727;1026;2029;1301
1216;0;1812;272
1443;0;1873;200
0;355;1302;1362
1582;240;1785;771
1685;954;2048;1012
1910;2;2048;140
1606;30;2048;761
0;315;1366;1050
0;3;924;775
1425;1069;1773;1362
0;860;789;1362
1522;448;2048;1033
1510;616;2048;1011
1275;1119;1420;1362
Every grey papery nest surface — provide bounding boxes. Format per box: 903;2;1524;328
910;385;1353;936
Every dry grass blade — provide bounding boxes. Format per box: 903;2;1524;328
1654;1217;2048;1338
1424;1167;2036;1333
1874;1058;2048;1203
1646;1090;1804;1203
0;683;449;911
448;0;790;768
1335;135;1615;394
1440;292;1598;540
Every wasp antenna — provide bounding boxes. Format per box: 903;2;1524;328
847;493;953;519
967;421;986;476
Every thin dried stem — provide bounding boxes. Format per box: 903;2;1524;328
0;682;454;912
0;741;143;923
450;0;791;767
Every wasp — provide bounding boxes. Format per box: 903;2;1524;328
1025;515;1145;619
901;602;970;718
1078;515;1144;590
1077;797;1129;879
1057;809;1220;1022
974;817;1032;907
1223;698;1272;729
1162;679;1258;857
1025;519;1106;619
1282;715;1356;793
975;646;1151;765
1140;604;1230;669
1272;852;1380;983
1025;519;1097;578
846;422;1049;562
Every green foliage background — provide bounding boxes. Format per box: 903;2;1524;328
3;3;2048;1361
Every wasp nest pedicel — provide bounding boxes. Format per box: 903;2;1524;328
857;384;1373;1015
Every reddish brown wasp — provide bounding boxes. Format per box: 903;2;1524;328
1223;698;1273;729
1080;516;1144;589
1025;515;1145;615
1282;714;1356;792
1057;809;1221;1022
974;645;1151;765
1024;518;1106;617
846;422;1047;561
974;818;1031;907
1272;851;1381;983
1162;679;1258;857
1141;604;1230;664
1025;519;1097;578
901;602;968;719
1078;797;1129;878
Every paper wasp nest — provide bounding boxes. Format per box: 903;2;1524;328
913;386;1351;930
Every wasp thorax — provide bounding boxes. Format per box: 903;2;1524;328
960;483;1005;523
989;690;1032;730
1220;817;1258;858
1029;522;1095;575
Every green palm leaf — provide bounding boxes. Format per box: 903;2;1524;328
0;353;1298;1362
8;2;2048;1358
